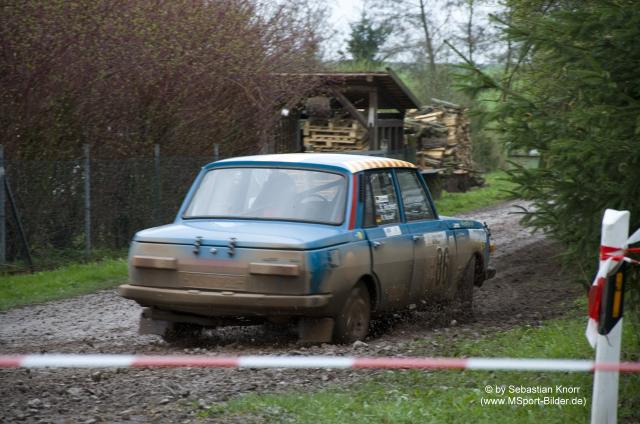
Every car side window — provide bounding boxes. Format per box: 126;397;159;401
363;170;400;227
396;169;435;221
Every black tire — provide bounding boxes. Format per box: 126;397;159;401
456;255;476;310
333;282;371;343
162;322;202;343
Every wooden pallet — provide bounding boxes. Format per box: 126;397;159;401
306;135;358;143
306;143;366;152
308;138;358;146
303;120;363;135
307;129;360;138
303;119;367;152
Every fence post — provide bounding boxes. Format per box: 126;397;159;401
0;145;5;265
154;144;161;225
83;144;91;257
213;143;220;162
591;209;628;424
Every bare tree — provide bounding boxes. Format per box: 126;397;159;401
417;0;440;75
367;0;458;99
373;0;453;70
450;0;499;66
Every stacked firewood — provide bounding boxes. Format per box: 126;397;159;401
405;99;474;176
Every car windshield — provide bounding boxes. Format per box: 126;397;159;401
184;167;347;225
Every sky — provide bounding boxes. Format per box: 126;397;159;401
324;0;502;64
329;0;365;34
325;0;366;58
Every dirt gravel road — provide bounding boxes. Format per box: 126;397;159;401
0;201;583;423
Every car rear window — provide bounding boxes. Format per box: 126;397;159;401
184;167;347;225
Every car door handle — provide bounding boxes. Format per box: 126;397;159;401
412;235;424;242
372;241;383;248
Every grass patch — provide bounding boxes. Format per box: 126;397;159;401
0;258;127;310
199;313;640;423
0;248;127;274
435;171;516;216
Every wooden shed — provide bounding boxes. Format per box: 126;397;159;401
272;68;422;155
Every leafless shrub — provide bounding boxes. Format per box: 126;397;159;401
0;0;324;159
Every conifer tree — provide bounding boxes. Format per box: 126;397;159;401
454;0;640;285
346;12;392;64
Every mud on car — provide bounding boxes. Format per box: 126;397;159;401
119;153;495;343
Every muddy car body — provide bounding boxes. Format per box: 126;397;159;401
119;153;494;342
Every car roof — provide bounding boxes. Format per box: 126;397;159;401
212;153;416;174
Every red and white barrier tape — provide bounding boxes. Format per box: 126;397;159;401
600;245;640;264
1;355;639;372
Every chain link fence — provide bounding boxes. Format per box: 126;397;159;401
1;145;221;271
0;145;420;271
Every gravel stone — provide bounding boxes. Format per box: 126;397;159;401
27;398;42;409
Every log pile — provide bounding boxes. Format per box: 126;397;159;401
405;99;474;176
303;119;367;152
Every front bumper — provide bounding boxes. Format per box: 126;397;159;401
118;284;332;316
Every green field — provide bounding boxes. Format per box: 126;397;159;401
198;307;640;423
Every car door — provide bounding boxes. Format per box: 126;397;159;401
362;169;413;310
395;169;456;303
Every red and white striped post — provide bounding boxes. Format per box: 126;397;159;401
590;210;628;424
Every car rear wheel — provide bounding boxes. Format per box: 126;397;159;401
456;255;476;310
333;282;371;343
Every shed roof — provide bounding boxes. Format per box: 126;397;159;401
213;153;416;173
279;68;422;110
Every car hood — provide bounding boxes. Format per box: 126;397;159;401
133;220;351;250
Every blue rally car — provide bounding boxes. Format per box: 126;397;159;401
119;153;495;343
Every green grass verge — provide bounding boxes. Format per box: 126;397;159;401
0;248;127;274
435;171;516;216
199;311;640;423
0;258;127;310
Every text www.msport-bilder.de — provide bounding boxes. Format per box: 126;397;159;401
480;385;587;408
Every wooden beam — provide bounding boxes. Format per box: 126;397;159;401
336;84;377;92
368;88;378;150
329;88;368;128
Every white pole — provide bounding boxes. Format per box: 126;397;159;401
591;209;629;424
